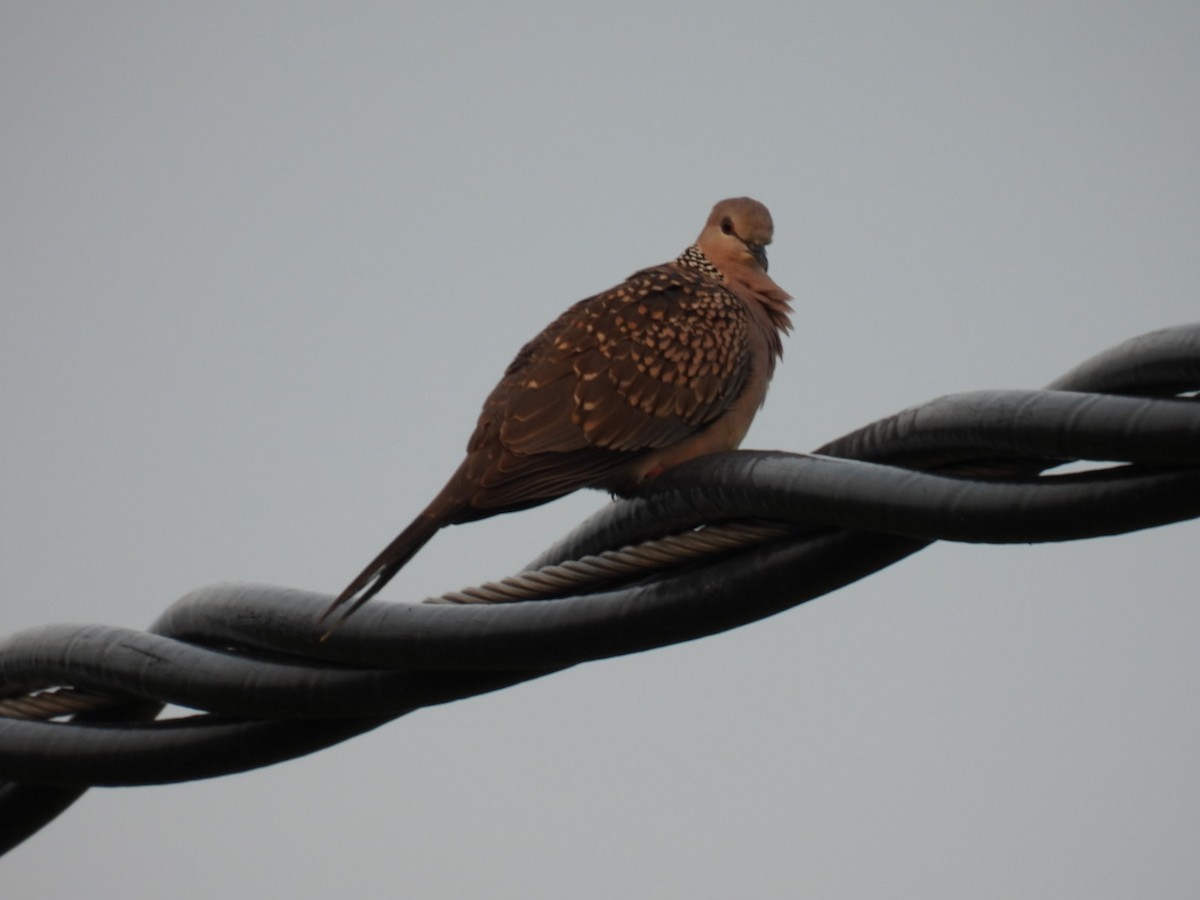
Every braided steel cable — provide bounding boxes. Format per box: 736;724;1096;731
0;323;1196;854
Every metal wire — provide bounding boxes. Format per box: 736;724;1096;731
0;688;114;720
425;520;795;604
0;322;1197;857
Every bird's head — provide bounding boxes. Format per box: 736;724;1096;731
695;197;792;338
696;197;776;274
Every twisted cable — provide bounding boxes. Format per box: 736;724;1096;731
0;323;1197;855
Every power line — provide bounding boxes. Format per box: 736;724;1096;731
1;323;1197;855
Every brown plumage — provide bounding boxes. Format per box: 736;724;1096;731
320;197;793;632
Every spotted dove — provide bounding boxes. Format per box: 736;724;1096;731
321;197;793;631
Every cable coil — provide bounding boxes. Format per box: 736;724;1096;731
1;323;1197;854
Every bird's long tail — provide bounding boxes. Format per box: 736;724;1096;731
318;513;443;638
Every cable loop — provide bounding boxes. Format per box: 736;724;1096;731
1;322;1197;855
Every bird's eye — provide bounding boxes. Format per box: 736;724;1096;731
720;217;734;235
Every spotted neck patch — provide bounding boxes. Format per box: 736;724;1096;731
675;244;723;280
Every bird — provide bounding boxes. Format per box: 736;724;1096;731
320;197;793;633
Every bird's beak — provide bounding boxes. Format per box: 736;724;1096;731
747;243;769;272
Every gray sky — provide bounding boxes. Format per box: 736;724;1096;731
3;3;1198;897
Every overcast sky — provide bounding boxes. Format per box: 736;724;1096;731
3;3;1198;898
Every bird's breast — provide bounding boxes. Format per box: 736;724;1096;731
614;316;774;486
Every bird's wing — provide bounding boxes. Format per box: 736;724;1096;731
484;265;752;455
439;266;752;513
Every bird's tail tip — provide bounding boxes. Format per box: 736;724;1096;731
315;584;375;640
317;511;445;639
